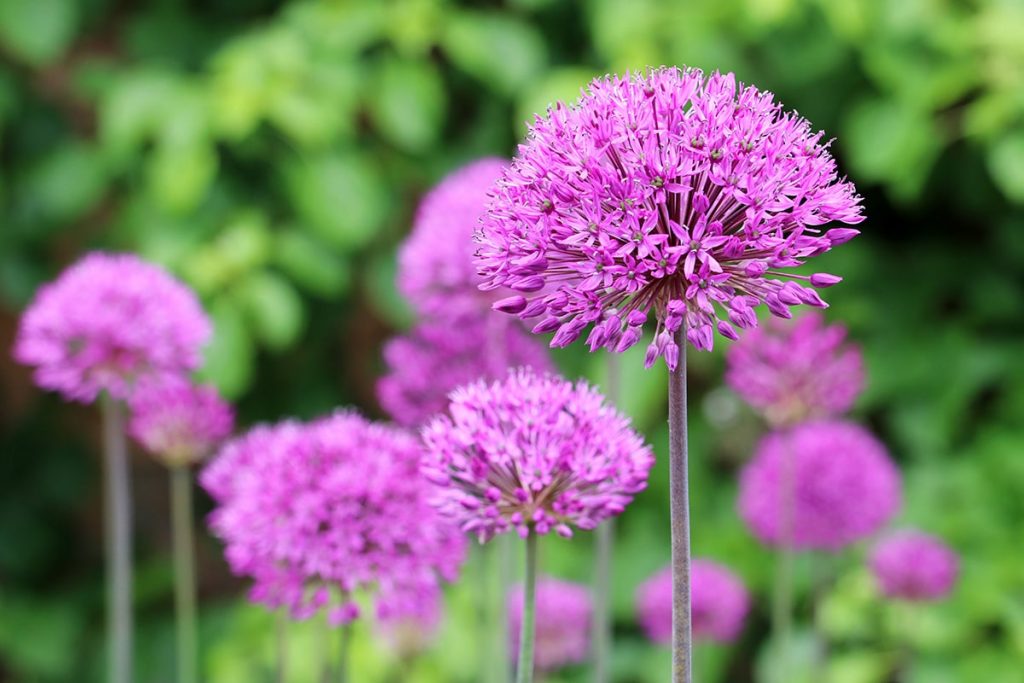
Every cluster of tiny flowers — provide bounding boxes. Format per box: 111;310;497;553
477;67;864;367
738;421;901;551
421;368;654;542
869;530;959;602
200;413;466;624
399;158;511;322
508;578;591;672
377;318;553;427
13;252;211;402
726;312;864;426
128;376;234;467
636;559;750;644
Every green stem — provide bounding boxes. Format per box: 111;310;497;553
515;533;539;683
593;353;620;683
275;611;287;683
171;466;198;683
498;534;513;683
668;327;692;683
102;396;133;683
337;622;351;683
772;428;796;681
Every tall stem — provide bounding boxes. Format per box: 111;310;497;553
668;327;692;683
337;622;351;683
275;610;287;683
515;533;538;683
497;534;513;683
772;428;796;680
593;353;621;683
171;466;198;683
102;396;133;683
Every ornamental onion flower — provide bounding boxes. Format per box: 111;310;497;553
14;252;211;402
637;559;750;644
399;158;510;322
508;578;591;672
420;368;654;542
377;317;553;427
476;68;863;367
738;421;902;551
201;413;466;624
726;312;864;426
128;376;234;467
869;530;959;601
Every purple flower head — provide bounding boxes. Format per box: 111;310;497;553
128;376;234;467
870;530;958;602
421;368;654;542
476;68;864;368
375;579;443;659
13;252;211;403
738;420;901;551
508;578;591;672
726;312;864;426
377;317;553;427
200;413;466;624
637;559;750;644
399;158;510;322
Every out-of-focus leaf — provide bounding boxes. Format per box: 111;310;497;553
0;592;82;678
198;300;255;399
442;12;547;95
147;141;218;213
239;271;306;352
363;252;414;328
23;142;108;224
369;58;446;153
986;129;1024;203
274;229;351;297
182;211;271;295
515;67;597;132
0;0;77;65
100;70;181;160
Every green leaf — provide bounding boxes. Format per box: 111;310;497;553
515;67;597;132
0;0;77;65
239;271;306;352
274;229;351;297
369;58;446;153
147;141;218;213
986;129;1024;203
100;69;181;159
24;142;108;224
442;12;547;95
198;300;255;400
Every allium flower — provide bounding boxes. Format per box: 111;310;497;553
201;413;466;623
377;318;553;427
869;530;958;601
476;68;864;367
399;158;510;321
637;559;750;644
509;578;591;672
375;580;443;659
128;376;234;467
13;252;211;402
726;312;864;426
421;368;654;542
738;421;901;551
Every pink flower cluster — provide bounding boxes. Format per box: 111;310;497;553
477;68;863;366
726;312;864;426
508;578;591;672
421;368;654;542
870;530;959;602
200;412;466;624
14;252;211;402
637;559;750;644
738;421;902;551
128;376;234;467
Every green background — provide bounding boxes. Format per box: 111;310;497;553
1;0;1022;681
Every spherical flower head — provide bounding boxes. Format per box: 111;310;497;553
128;376;234;467
726;312;864;426
377;317;553;427
476;68;864;368
869;530;958;602
637;559;750;644
201;413;466;624
508;578;591;672
738;420;902;551
13;252;211;403
421;368;654;542
399;158;510;322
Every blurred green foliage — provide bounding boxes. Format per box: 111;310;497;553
1;1;1022;682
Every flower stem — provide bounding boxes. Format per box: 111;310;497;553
337;622;351;683
593;352;621;683
668;327;692;683
171;466;198;683
275;610;287;683
515;533;539;683
772;428;796;681
498;534;513;683
102;395;133;683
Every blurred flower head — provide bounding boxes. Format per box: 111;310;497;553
128;376;233;467
636;558;750;645
376;317;552;427
13;252;211;403
738;421;902;551
508;577;591;672
399;157;510;322
200;413;466;624
374;579;443;660
726;312;864;426
870;530;958;601
477;67;863;367
421;368;654;542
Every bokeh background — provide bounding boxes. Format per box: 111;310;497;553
1;0;1023;681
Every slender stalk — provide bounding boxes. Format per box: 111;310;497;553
667;327;692;683
101;396;133;683
497;533;513;683
478;544;503;683
171;466;198;683
772;428;796;680
515;533;539;683
337;622;351;683
275;610;287;683
593;352;621;683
